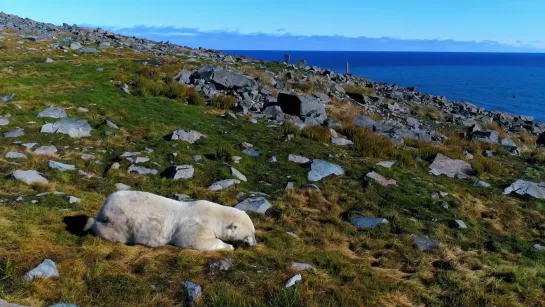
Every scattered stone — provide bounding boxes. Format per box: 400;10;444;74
120;152;140;157
97;67;104;72
0;298;29;307
37;106;67;119
365;171;397;187
222;112;237;120
115;183;131;191
12;170;48;185
376;160;396;168
41;118;92;138
308;159;345;181
105;120;119;129
208;259;233;273
292;262;315;271
24;259;59;280
128;164;158;175
453;220;468;229
208;179;240;191
163;165;195;179
288;154;310;164
474;181;491;188
46;58;55;63
5;152;26;159
21;143;37;149
110;162;121;170
231;167;247;182
429;153;475;180
77;107;89;112
268;156;277;163
413;234;439;251
241;142;253;149
503;180;545;200
126;156;150;164
1;93;15;103
49;161;76;171
331;137;354;146
534;244;545;251
349;216;389;229
285;182;295;190
243;149;261;157
182;281;202;304
81;154;96;160
232;156;242;163
235;197;272;214
169;130;204;143
3;128;24;138
34;145;57;155
66;196;81;204
285;274;302;288
0;116;9;126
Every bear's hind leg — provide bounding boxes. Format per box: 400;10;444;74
185;238;234;251
92;221;128;244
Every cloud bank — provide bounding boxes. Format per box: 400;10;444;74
91;24;544;52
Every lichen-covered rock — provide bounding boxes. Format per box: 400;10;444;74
208;179;240;191
169;130;204;143
37;106;67;119
235;197;272;214
503;180;545;199
308;159;345;181
24;259;59;280
429;153;475;180
41;118;92;138
12;170;48;185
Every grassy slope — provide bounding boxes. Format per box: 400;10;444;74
0;36;545;307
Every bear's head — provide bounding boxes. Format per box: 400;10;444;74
222;210;257;246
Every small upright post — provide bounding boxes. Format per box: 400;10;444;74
346;62;350;75
284;54;291;65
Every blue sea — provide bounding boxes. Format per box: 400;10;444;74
225;51;545;122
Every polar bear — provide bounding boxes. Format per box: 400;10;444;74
83;191;257;251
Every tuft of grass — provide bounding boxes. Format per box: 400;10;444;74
344;84;376;96
301;125;331;143
328;101;361;126
339;126;394;158
211;95;238;110
411;105;444;121
282;122;300;135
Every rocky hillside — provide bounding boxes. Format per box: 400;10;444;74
1;11;545;307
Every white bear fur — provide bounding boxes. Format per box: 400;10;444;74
85;191;256;251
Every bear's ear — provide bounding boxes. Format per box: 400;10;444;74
227;223;238;230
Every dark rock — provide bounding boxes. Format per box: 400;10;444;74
278;93;326;125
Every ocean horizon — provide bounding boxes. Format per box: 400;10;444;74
224;50;545;122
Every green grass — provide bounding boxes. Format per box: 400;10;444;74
0;36;544;307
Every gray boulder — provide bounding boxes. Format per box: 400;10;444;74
349;216;389;229
235;197;272;214
474;181;491;188
24;259;59;280
5;152;26;159
471;130;499;144
34;145;58;155
288;154;310;164
285;274;302;288
115;183;131;191
376;160;396;168
291;262;315;271
208;179;240;191
41;118;92;138
175;69;192;84
308;159;345;182
105;120;119;129
453;220;468;229
3;128;24;138
231;167;247;182
182;281;202;304
331;137;353;146
13;170;48;185
163;165;194;179
37;106;67;119
1;93;15;103
365;171;397;187
49;161;76;171
128;165;158;175
278;93;327;125
0;116;9;126
503;180;545;200
70;42;82;50
170;130;204;143
429;154;476;180
354;115;378;130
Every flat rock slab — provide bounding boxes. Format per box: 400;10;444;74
331;137;354;146
503;180;545;199
413;234;439;251
366;171;397;187
208;179;240;191
24;259;59;280
429;153;475;180
162;165;195;179
49;161;76;171
13;170;48;185
453;220;468;229
41;118;92;138
376;160;396;168
474;181;491;188
37;106;67;119
235;197;272;214
285;274;302;288
288;154;311;164
126;156;149;164
34;145;58;155
1;93;15;103
182;281;202;304
3;128;24;138
292;262;315;271
231;167;247;182
5;152;26;159
0;117;9;126
349;216;389;229
208;259;233;273
128;164;158;175
170;130;203;143
308;159;345;181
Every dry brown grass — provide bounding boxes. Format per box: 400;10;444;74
328;101;361;126
411;105;445;121
344;84;376;96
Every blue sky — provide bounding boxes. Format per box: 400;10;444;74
2;0;544;51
